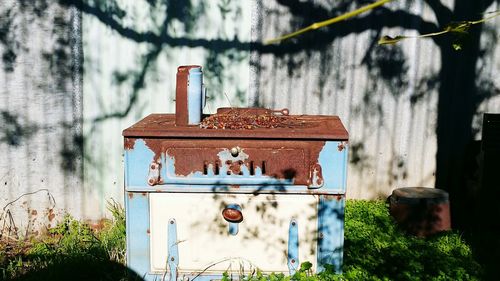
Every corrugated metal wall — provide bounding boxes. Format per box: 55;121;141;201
1;0;499;229
0;1;82;234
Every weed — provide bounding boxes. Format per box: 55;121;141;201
0;200;482;281
0;200;132;281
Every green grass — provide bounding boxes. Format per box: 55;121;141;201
0;200;482;281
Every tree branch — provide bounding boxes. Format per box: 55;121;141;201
423;0;453;26
60;0;440;56
257;8;440;56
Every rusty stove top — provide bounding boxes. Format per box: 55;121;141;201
123;108;348;140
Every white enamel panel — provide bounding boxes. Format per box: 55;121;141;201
150;193;319;274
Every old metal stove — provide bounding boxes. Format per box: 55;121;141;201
123;66;349;281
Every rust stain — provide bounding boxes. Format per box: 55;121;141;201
48;209;55;221
337;143;344;151
144;138;164;162
227;160;243;175
324;194;344;201
31;210;37;216
310;163;324;187
128;192;134;199
146;229;150;234
141;192;147;197
124;138;136;150
142;139;325;186
229;185;240;189
337;141;348;152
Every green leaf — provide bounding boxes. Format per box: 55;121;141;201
452;42;463;51
221;271;230;281
445;21;471;34
300;261;313;272
378;35;407;45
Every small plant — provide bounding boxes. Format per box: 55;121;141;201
0;200;130;281
0;200;482;280
99;199;126;264
342;200;482;281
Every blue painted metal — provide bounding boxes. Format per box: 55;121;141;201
126;140;348;193
287;218;299;275
125;136;348;278
316;195;345;273
125;139;155;187
168;219;179;281
125;192;151;280
126;184;345;195
225;204;242;235
187;67;203;125
318;141;348;192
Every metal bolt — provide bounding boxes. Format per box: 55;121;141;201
230;147;240;157
291;221;296;226
148;179;155;184
171;257;175;261
291;259;295;264
150;164;156;169
170;220;174;224
319;232;324;239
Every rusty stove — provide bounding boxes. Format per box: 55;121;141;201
123;65;349;281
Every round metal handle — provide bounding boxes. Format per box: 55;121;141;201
222;205;243;223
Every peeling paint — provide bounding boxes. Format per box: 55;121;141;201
337;141;348;152
124;138;136;150
139;139;326;186
310;163;324;188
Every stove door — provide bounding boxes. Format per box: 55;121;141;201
149;193;319;275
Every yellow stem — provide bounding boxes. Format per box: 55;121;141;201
379;10;500;45
416;29;450;38
265;0;395;45
471;10;500;25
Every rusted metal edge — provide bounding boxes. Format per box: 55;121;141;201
125;186;346;195
123;114;349;140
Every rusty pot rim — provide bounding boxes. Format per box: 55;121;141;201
390;187;449;204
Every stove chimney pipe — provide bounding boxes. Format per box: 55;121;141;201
175;65;204;126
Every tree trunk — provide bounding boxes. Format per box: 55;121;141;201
435;0;485;229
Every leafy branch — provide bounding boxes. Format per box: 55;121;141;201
379;10;500;50
264;0;395;44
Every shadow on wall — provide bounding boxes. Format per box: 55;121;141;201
0;0;83;177
0;111;39;146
